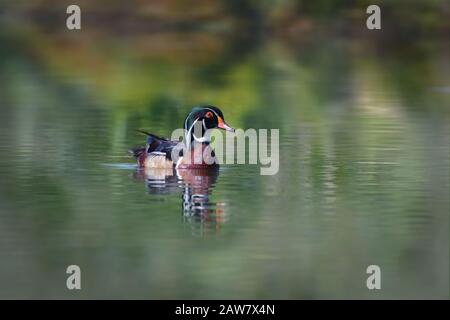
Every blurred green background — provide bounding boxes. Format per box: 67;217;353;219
0;0;448;299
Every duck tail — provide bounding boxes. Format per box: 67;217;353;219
128;147;146;159
137;130;167;141
128;146;148;167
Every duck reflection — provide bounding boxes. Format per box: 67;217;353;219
134;167;227;234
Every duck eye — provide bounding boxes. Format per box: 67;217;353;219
205;111;213;119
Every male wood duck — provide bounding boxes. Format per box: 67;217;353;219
129;105;235;169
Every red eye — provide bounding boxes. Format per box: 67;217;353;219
205;112;213;119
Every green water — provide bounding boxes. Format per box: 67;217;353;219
0;21;449;298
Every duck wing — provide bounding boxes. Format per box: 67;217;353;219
129;130;182;162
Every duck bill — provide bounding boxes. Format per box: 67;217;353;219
217;117;235;132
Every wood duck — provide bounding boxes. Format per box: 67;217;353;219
129;105;235;169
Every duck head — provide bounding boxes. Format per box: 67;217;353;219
184;105;234;148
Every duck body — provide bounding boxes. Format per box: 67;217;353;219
129;105;234;170
175;143;218;169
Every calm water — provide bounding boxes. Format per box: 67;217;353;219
0;25;448;299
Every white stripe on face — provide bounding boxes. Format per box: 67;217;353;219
185;118;198;148
191;119;210;143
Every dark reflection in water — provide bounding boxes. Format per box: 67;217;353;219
134;167;226;235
